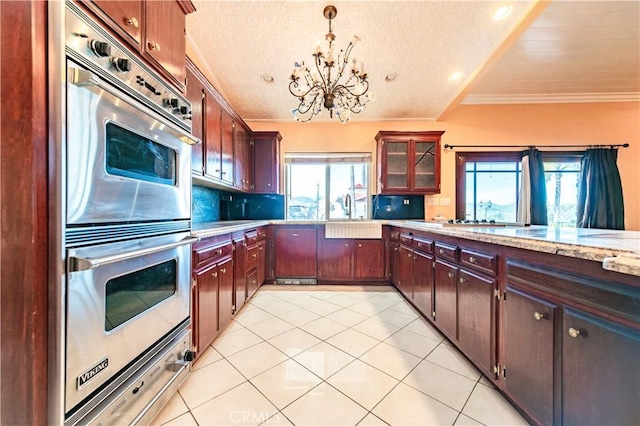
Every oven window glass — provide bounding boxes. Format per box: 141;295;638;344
105;122;177;186
105;259;177;331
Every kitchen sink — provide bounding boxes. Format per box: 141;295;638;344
325;221;382;239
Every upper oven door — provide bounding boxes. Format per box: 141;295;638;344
66;59;193;226
65;232;194;413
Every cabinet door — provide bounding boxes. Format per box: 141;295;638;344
413;141;438;192
234;125;247;189
204;91;222;180
275;227;317;278
90;0;142;46
412;251;434;318
398;245;413;298
434;259;458;340
144;0;186;90
504;286;556;426
217;257;234;330
234;238;247;311
319;239;353;280
457;268;494;374
562;308;640;426
247;269;258;300
355;240;385;279
195;264;219;354
390;242;400;286
383;142;409;191
257;240;266;286
253;133;280;193
220;111;234;185
186;66;204;175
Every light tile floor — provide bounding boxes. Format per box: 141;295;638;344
152;285;529;426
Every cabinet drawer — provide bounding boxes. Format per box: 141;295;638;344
246;231;258;246
460;249;497;275
435;242;458;262
413;237;433;253
399;232;413;245
194;242;233;271
247;244;258;271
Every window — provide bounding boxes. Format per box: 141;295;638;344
285;153;371;220
456;152;582;227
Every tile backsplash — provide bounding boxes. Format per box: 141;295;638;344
371;195;424;220
220;192;285;220
192;185;222;223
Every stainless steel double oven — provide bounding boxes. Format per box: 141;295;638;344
55;3;198;425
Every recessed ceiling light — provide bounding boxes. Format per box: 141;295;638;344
261;74;275;83
493;5;513;21
385;72;399;82
448;71;464;82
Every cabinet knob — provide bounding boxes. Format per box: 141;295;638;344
459;277;466;284
253;253;257;259
469;256;477;264
148;42;161;51
267;183;271;186
291;233;299;237
533;312;546;321
408;253;412;258
447;272;454;279
439;249;444;255
212;271;218;278
358;244;362;247
217;249;223;255
394;247;398;251
345;243;349;247
568;327;581;338
124;16;139;28
221;268;226;273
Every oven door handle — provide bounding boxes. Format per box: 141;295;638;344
69;237;199;272
68;67;199;145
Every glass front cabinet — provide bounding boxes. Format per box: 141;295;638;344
376;131;444;194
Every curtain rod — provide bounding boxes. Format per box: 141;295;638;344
444;143;629;150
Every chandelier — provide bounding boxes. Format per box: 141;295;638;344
289;5;374;123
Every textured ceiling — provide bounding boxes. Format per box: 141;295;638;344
186;1;639;122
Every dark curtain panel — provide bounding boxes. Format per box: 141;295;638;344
523;148;548;225
577;148;625;230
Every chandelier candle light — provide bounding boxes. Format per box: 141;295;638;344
289;5;374;123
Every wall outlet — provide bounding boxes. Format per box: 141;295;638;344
403;199;410;205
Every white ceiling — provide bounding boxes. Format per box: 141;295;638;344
186;1;640;122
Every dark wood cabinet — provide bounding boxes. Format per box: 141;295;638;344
457;268;494;374
193;264;218;355
204;88;223;180
253;132;282;194
217;257;234;330
233;235;247;311
220;110;234;185
412;250;434;317
319;239;353;280
562;308;639;426
504;286;556;426
234;124;249;190
186;63;204;174
355;240;385;279
89;0;142;46
434;258;458;340
275;227;318;278
375;131;443;194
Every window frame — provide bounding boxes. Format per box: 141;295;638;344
455;151;583;221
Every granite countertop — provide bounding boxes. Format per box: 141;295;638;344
190;220;640;277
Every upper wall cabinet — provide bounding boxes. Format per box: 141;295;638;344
375;131;444;194
82;0;195;92
253;132;282;194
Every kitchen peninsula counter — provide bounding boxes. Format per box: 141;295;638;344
190;220;640;277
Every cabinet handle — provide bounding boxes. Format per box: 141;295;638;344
345;243;349;247
394;247;398;251
222;171;227;175
291;233;298;237
448;272;454;279
408;253;412;258
533;312;546;321
568;327;581;338
212;271;218;278
251;280;256;284
124;16;139;28
217;249;223;255
439;248;444;255
253;254;257;259
220;268;226;273
469;256;477;264
148;42;161;51
459;277;465;284
358;244;362;248
259;247;263;251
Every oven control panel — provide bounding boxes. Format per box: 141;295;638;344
65;3;192;132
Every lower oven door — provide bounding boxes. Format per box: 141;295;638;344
65;232;194;413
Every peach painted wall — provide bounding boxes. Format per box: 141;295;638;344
248;102;640;230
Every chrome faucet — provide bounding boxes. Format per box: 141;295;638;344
344;194;352;219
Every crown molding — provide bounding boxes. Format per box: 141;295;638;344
461;92;640;105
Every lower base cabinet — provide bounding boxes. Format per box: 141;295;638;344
217;257;234;331
193;264;218;356
318;237;385;282
433;258;458;341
